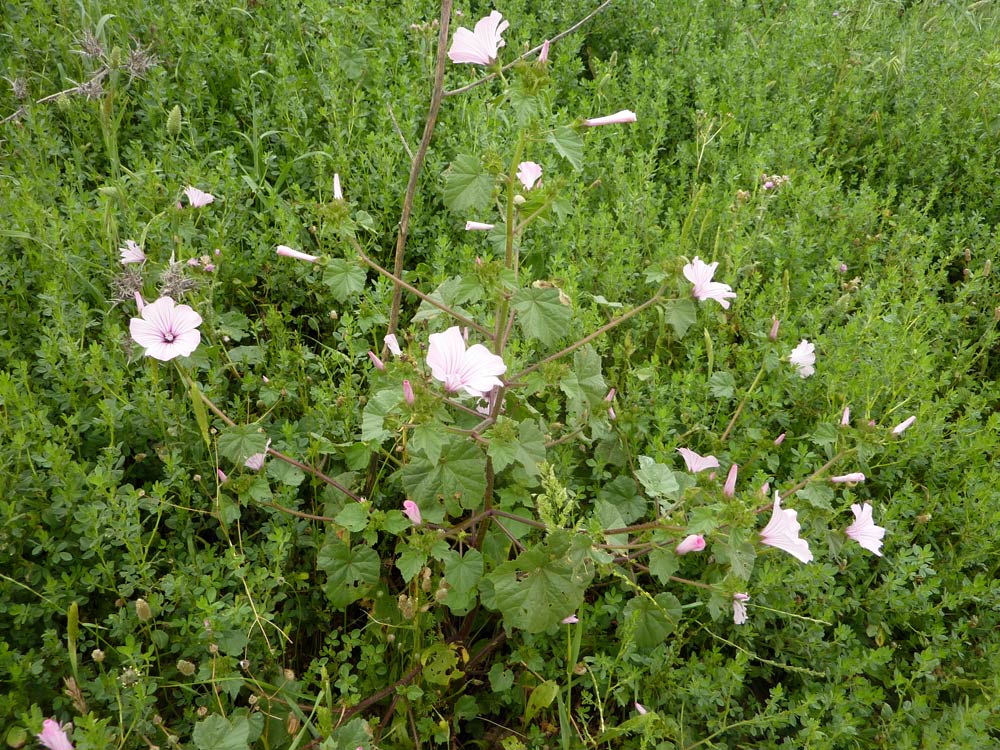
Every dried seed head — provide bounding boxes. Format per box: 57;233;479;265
159;262;200;299
9;77;28;100
127;41;159;81
111;268;144;306
77;30;105;59
135;598;152;621
77;76;105;101
176;660;196;676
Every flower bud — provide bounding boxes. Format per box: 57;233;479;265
513;194;526;206
135;598;152;622
403;379;415;405
675;534;706;555
768;316;780;341
176;660;196;676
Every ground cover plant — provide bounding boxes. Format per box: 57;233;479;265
2;0;1000;747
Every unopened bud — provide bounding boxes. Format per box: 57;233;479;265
92;649;105;663
166;105;182;137
513;194;526;206
135;598;152;622
403;379;415;405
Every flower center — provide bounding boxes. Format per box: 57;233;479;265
163;331;175;343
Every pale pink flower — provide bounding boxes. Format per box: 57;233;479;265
841;406;851;426
839;263;848;273
561;614;579;624
759;493;813;563
183;186;215;207
831;472;865;484
276;245;319;263
37;720;74;750
583;109;637;127
333;173;343;201
368;351;385;371
768;315;780;341
245;439;271;471
516;161;542;190
723;464;738;497
635;702;648;715
845;502;885;556
605;388;616;420
683;256;736;309
402;500;422;525
465;221;495;231
788;339;816;378
403;379;415;405
538;39;550;63
426;326;506;398
892;416;916;435
676;447;719;473
675;534;706;555
129;296;202;361
732;593;750;625
447;11;509;65
385;333;402;357
760;481;770;496
119;240;146;265
217;469;229;484
773;432;786;445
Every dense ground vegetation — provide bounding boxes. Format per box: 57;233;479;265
2;0;999;748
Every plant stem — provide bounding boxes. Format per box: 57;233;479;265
720;361;767;442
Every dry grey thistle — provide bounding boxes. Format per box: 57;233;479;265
126;40;159;82
76;30;105;59
8;77;28;100
110;268;144;306
159;262;200;299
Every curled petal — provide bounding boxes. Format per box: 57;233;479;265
759;493;813;563
276;245;319;263
676;447;719;473
675;534;706;555
732;593;750;625
831;472;866;483
788;340;816;378
183;186;215;207
427;326;506;398
402;500;422;525
683;256;736;309
516;161;543;190
583;109;637;127
448;11;508;65
723;464;738;497
845;502;885;556
892;416;916;435
465;221;495;231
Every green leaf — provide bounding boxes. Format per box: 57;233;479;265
400;438;488;518
487;418;547;476
621;592;682;648
361;388;403;443
444;548;483;594
228;345;264;365
217;424;269;464
334;502;370;532
525;680;559;725
687;504;723;534
547;125;584;170
635;456;680;500
412;275;483;323
795;482;835;511
410;423;446;466
810;422;840;449
184;377;211;450
267;459;305;487
396;545;427;583
597;476;647;525
485;531;594;633
664;297;698;338
708;371;737;400
322;258;367;301
317;536;380;608
559;346;606;421
511;286;572;346
488;663;515;692
442;154;495;213
713;528;757;580
192;715;250;750
648;547;680;584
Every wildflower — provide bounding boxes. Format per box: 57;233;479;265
561;614;579;624
723;464;738;497
403;379;415;405
675;534;706;555
402;500;422;525
217;469;229;484
183;186;215;207
892;416;916;435
447;10;509;65
732;593;750;625
119;240;146;265
465;221;495;231
538;39;550;63
683;256;737;309
385;333;402;357
759;492;813;563
841;406;850;426
760;481;770;496
516;161;542;190
768;315;780;341
844;502;885;556
676;447;719;473
773;432;786;445
426;326;506;398
839;263;848;273
129;296;202;361
583;109;637;127
635;702;648;715
276;245;319;263
788;339;816;378
245;439;271;471
368;351;385;371
605;388;616;420
333;173;343;201
37;720;73;750
831;472;865;484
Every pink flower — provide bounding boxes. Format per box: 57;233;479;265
426;326;506;398
447;11;509;65
723;464;738;497
368;351;385;371
516;161;542;190
465;221;495;231
892;416;916;435
841;406;851;427
403;379;415;405
402;500;422;525
760;481;770;496
583;109;637;127
676;447;719;473
732;593;750;625
538;39;550;63
276;245;319;263
561;614;579;624
333;173;343;201
217;469;229;484
635;702;648;715
845;502;885;556
683;256;737;309
831;472;865;484
605;388;616;420
675;534;706;555
245;439;271;471
768;316;780;341
129;296;202;361
759;493;813;563
839;263;848;273
183;186;215;207
773;432;786;445
384;333;402;357
788;339;816;378
119;240;146;265
37;720;74;750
